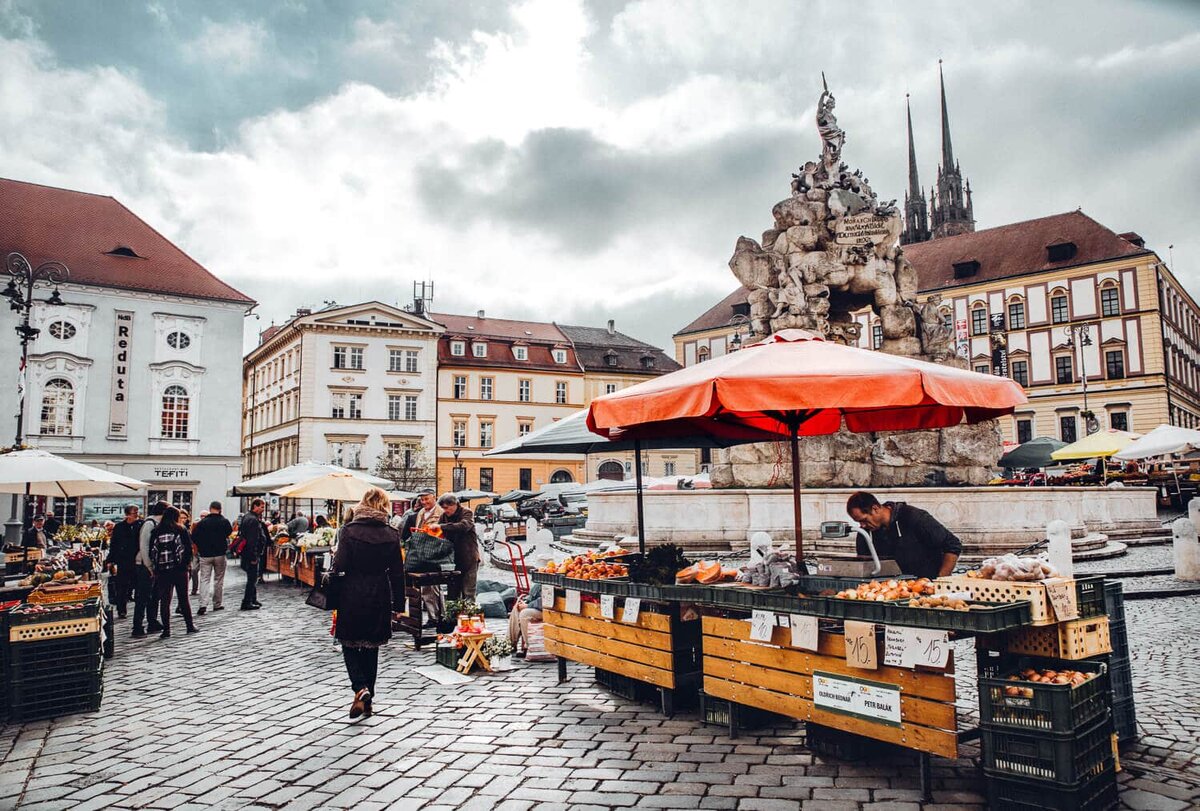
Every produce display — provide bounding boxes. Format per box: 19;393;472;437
1002;666;1095;697
676;561;739;584
627;544;691;586
9;601;90;617
906;594;970;611
735;551;804;588
833;578;935;601
968;555;1059;582
539;553;628;580
298;527;336;549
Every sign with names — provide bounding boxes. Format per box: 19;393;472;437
621;597;641;624
813;671;902;726
749;610;775;642
565;589;581;614
834;213;893;246
599;594;615;619
108;311;133;438
789;614;819;651
843;621;878;670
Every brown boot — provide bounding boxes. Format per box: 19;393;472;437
350;688;370;719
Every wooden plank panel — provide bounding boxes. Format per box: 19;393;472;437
546;638;675;688
702;657;956;731
703;635;956;703
703;676;957;759
550;597;672;632
545;624;673;670
545;609;672;651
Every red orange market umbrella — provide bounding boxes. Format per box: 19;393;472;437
586;330;1028;561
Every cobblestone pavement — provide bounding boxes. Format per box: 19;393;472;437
1;569;1197;810
1075;544;1173;574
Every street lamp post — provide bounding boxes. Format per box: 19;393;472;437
727;313;754;353
3;252;70;543
1066;323;1097;436
451;447;465;492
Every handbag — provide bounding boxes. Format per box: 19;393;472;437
404;529;455;573
305;571;344;611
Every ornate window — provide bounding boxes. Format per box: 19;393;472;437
48;321;76;340
166;331;191;350
1051;293;1069;324
161;385;190;439
1007;299;1026;330
450;340;466;356
1011;360;1029;387
550;469;574;484
971;306;988;336
39;378;74;435
1100;285;1121;317
1055;355;1074;384
697;346;710;363
1105;350;1125;379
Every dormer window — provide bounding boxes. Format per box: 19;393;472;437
603;350;618;367
105;245;143;258
1047;241;1077;263
640;354;655;370
553;348;567;364
450;340;465;356
513;346;528;361
953;260;980;279
472;342;487;358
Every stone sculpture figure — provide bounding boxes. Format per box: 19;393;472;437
913;294;955;359
816;80;845;176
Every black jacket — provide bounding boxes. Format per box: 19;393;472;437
22;526;48;549
439;507;479;567
856;501;962;579
149;522;193;574
398;509;418;542
192;514;233;558
106;520;141;568
238;512;269;570
332;517;405;647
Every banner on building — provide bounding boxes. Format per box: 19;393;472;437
108;311;133;438
955;319;969;359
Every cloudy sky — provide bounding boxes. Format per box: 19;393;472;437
1;1;1197;352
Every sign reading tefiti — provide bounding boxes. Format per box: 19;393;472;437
813;670;902;726
108;311;133;438
153;467;190;479
834;214;892;246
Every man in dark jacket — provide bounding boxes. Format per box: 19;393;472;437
438;494;480;601
286;512;310;539
846;491;962;579
238;498;269;610
105;505;141;618
192;501;232;615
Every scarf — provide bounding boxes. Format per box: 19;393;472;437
351;506;391;524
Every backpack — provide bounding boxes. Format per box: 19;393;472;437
150;528;186;573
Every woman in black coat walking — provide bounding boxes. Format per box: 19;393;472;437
332;487;405;719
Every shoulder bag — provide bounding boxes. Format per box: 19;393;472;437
305;570;344;611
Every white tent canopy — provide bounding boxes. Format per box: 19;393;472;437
0;449;148;497
231;461;391;495
1113;424;1200;461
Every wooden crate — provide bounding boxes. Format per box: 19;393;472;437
265;547;281;574
701;616;959;758
543;595;693;690
934;576;1075;626
1006;616;1112;660
296;553;318;587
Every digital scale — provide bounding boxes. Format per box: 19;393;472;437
816;521;902;577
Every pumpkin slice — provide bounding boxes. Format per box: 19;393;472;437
695;561;723;584
676;565;698;583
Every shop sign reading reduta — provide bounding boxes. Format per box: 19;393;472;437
812;671;902;726
108;311;133;438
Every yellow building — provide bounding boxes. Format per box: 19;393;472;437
675;211;1198;447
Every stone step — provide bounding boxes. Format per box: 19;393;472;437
1072;541;1128;561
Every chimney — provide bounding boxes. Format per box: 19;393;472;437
477;309;485;319
607;319;615;336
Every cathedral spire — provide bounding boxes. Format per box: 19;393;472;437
906;94;921;200
930;60;974;239
901;93;930;245
938;59;955;172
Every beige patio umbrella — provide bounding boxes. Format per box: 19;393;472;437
272;472;380;502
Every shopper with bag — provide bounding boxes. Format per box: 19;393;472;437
150;506;197;638
331;487;405;719
438;494;480;602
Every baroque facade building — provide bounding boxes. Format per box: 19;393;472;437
0;178;254;522
240;302;442;484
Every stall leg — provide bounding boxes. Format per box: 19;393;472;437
660;688;674;718
729;704;739;740
919;751;932;802
557;656;569;683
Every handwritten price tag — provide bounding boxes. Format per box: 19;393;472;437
906;628;950;668
789;614;819;651
843;621;878;670
749;610;776;642
622;597;641;624
883;626;907;667
599;594;615;619
565;589;581;614
544;586;554;606
1045;580;1079;621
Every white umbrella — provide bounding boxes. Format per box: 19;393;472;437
272;473;381;502
1113;424;1200;460
231;460;392;494
0;449;148;497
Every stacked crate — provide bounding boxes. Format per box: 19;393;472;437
1088;581;1136;744
6;599;104;722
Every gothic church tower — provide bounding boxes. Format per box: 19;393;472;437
929;61;975;239
900;94;930;245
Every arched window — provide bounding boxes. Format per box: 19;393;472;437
550;469;574;484
1007;296;1026;330
971;304;989;335
161;385;190;439
1050;288;1070;324
597;461;624;481
39;378;74;435
697;346;710;363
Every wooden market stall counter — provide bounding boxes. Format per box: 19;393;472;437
265;545;327;587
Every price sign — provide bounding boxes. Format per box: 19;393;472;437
843;621;878;670
883;626;907;667
599;594;615;619
565;589;581;614
883;626;952;669
789;614;819;651
1045;580;1079;621
622;597;641;624
749;610;775;642
544;586;554;606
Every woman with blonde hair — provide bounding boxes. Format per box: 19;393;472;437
330;486;404;718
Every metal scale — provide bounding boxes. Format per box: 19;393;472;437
816;520;902;577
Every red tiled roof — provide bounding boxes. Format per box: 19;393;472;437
429;312;579;372
0;178;254;304
676;286;751;336
905;210;1150;291
428;312;565;342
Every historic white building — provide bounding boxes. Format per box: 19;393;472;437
241;302;442;484
0;178;255;523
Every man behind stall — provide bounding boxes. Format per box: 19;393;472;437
845;491;961;578
105;504;141;618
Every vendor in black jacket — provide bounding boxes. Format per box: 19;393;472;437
846;491;961;578
105;504;142;617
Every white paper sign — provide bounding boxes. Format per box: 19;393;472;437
883;625;952;669
544;586;554;607
565;589;581;614
599;594;615;619
883;626;907;667
749;610;775;642
622;597;641;624
789;614;819;651
813;671;902;725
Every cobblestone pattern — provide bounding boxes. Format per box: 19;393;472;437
1;568;1197;810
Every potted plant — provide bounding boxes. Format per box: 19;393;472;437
482;636;514;671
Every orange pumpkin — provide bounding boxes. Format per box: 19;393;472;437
695;561;723;584
676;565;698;583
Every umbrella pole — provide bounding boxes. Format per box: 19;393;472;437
790;425;803;563
634;439;646;555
